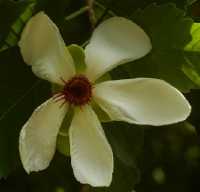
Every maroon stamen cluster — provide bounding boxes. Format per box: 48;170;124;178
54;75;92;106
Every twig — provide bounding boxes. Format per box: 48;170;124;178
94;0;116;27
65;6;90;21
94;1;116;16
86;0;96;29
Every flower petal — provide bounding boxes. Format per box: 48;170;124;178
85;17;152;81
19;98;68;173
69;105;113;187
94;78;191;126
19;12;75;85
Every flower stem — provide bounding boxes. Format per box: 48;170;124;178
65;6;90;21
94;1;116;16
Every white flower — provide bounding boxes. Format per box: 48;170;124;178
18;12;191;187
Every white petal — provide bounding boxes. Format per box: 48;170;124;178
85;17;152;81
19;98;68;173
69;105;113;187
19;12;75;85
94;78;191;126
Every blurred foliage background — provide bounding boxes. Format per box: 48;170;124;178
0;0;200;191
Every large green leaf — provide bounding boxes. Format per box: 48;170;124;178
94;3;199;92
104;122;144;168
123;3;197;92
95;0;195;18
0;47;50;178
183;23;200;86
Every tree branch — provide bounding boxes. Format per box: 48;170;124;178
86;0;96;29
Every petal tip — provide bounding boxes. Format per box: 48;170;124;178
69;105;114;187
94;78;192;127
85;16;152;81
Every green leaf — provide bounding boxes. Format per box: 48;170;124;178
182;23;200;86
1;2;34;51
0;0;30;48
0;47;50;178
56;133;70;157
68;44;86;73
94;3;199;92
104;122;144;168
91;100;111;122
95;0;192;18
56;107;74;157
92;157;139;192
123;3;197;92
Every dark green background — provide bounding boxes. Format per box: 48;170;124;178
0;0;200;191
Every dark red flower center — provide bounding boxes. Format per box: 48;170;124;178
57;75;92;106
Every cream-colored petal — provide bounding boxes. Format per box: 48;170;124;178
19;12;75;85
85;17;152;82
19;98;68;173
69;105;113;187
94;78;191;126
